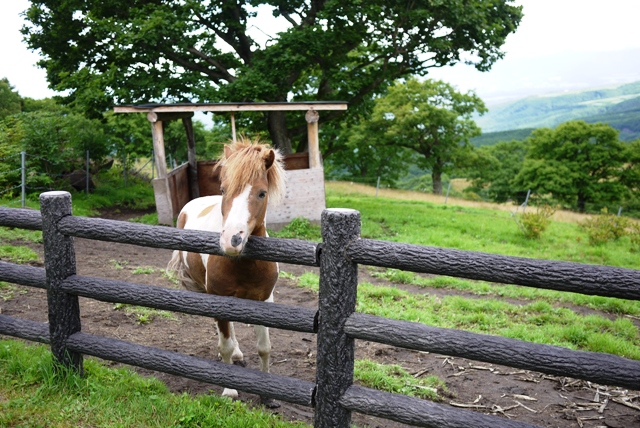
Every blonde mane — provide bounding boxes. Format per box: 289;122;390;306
216;136;286;206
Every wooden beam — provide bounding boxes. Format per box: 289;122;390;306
115;102;348;114
147;111;195;122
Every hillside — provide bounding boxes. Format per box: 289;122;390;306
470;128;534;147
476;81;640;136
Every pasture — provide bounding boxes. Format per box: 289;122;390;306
0;182;639;427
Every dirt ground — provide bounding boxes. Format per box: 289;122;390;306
1;209;639;428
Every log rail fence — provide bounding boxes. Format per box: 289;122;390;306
0;191;639;428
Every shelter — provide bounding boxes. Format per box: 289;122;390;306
114;102;348;227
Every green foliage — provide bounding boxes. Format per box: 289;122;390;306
466;140;529;203
354;360;446;401
580;208;630;246
0;340;306;427
364;78;487;194
513;121;627;211
22;0;522;151
514;204;556;239
270;217;321;241
629;222;640;252
0;78;22;121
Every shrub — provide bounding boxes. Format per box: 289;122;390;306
629;222;640;252
514;204;555;239
580;208;630;246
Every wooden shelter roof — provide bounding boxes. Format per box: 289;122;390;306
114;101;348;113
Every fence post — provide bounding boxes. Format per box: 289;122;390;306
315;208;361;428
21;151;26;208
40;191;83;374
375;176;381;198
444;181;451;204
85;150;90;195
522;189;531;213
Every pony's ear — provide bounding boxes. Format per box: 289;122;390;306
264;149;275;169
224;145;233;159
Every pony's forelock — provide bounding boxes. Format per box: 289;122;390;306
216;137;286;206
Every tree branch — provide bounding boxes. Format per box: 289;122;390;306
185;46;236;82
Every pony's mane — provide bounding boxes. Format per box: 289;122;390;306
217;136;286;206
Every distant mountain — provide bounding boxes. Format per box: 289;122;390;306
476;81;640;137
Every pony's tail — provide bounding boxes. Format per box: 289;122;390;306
166;250;205;293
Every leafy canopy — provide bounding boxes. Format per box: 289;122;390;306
22;0;522;151
366;78;487;194
514;121;627;211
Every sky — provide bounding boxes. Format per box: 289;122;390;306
2;0;640;106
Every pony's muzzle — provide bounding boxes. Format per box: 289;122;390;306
220;229;245;256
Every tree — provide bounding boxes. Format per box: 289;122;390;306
513;121;627;212
0;78;22;121
22;0;522;153
367;78;486;194
466;140;530;203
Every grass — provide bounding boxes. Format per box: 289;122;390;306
279;271;640;360
113;303;176;325
0;340;307;428
370;268;640;316
325;185;640;269
354;359;446;401
0;244;39;264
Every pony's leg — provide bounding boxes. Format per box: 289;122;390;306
255;294;280;408
216;319;243;399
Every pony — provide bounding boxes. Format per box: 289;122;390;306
167;137;286;407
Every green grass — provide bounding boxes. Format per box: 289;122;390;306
371;268;640;316
281;271;640;360
270;217;321;241
325;189;640;269
0;340;307;428
354;360;446;401
0;244;39;263
113;303;176;325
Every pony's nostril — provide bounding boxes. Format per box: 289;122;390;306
231;233;243;248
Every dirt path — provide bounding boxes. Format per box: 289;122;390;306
1;212;639;428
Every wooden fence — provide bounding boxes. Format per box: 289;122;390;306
0;191;639;428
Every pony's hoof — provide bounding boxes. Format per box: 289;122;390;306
222;388;239;399
260;396;280;409
232;360;246;368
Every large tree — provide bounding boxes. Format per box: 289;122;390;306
0;78;22;121
513;121;627;212
22;0;522;154
366;78;486;194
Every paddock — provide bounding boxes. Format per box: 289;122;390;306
0;193;640;427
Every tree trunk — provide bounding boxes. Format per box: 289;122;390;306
267;111;292;155
577;192;586;212
432;165;443;195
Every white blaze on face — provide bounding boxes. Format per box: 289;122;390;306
220;184;252;255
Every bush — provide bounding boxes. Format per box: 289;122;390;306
580;208;630;246
514;204;555;239
628;222;640;252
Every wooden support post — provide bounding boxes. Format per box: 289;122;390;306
231;112;237;142
40;191;83;374
148;112;173;225
148;113;168;179
315;208;360;428
306;109;321;168
182;116;200;199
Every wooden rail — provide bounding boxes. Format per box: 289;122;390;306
1;193;639;428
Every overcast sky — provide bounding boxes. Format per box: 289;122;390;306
2;0;640;105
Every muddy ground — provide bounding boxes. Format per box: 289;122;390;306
1;209;639;428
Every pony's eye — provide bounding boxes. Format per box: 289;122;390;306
220;188;226;195
258;190;267;199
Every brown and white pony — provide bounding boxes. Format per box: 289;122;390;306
167;138;286;407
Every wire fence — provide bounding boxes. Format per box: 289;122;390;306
0;151;174;208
